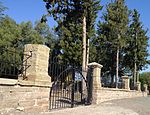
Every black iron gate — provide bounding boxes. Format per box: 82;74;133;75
48;57;89;110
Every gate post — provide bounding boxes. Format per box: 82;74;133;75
144;84;148;93
88;62;103;104
136;82;141;91
23;44;51;84
122;76;130;90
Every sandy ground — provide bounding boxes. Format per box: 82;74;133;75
45;96;150;115
1;96;150;115
48;105;138;115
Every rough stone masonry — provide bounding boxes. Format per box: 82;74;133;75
0;44;148;113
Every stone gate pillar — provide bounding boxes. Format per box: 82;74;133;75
88;62;103;104
23;44;51;84
122;76;130;90
136;82;141;91
144;84;148;92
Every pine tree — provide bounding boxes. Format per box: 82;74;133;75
34;21;53;45
19;21;43;47
0;16;21;49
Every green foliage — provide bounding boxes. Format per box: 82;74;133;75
0;18;51;50
95;0;129;77
0;16;21;49
103;0;129;48
0;2;61;78
0;16;55;65
124;9;149;72
0;16;23;77
140;72;150;89
55;12;83;64
43;0;102;65
86;0;103;63
34;21;59;53
19;21;43;46
0;2;7;19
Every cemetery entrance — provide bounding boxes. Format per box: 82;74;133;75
48;57;89;110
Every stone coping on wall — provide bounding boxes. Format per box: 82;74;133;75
0;78;52;88
0;78;18;85
88;62;103;68
101;87;140;92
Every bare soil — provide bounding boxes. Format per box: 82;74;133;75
1;96;150;115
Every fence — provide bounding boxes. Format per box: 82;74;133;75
0;44;147;113
0;48;32;79
101;76;125;89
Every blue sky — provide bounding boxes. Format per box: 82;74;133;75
1;0;150;72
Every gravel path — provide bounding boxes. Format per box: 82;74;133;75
1;96;150;115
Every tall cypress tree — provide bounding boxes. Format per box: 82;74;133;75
43;0;102;65
124;9;149;87
0;2;6;19
96;0;129;87
86;0;102;64
96;21;116;85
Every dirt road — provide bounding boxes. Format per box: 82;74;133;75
49;96;150;115
1;96;150;115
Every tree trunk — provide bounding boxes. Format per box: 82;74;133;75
136;71;139;82
86;38;89;69
116;46;119;88
133;32;137;89
82;16;88;100
134;60;137;88
82;16;87;79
